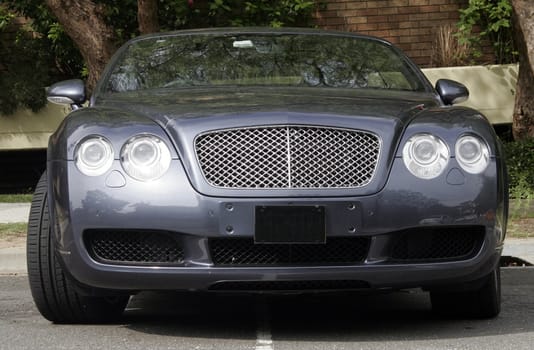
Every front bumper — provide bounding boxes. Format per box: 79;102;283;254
47;158;506;292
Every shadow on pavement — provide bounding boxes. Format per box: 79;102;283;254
124;273;534;342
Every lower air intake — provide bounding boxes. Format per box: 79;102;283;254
85;230;184;266
389;226;485;263
209;237;370;266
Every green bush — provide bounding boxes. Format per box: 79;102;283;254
503;138;534;199
457;0;517;64
202;0;316;27
0;4;83;115
0;0;317;115
0;6;13;29
0;31;53;115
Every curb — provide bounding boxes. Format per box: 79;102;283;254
0;246;26;275
0;203;31;224
502;238;534;266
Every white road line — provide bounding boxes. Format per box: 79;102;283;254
255;303;274;350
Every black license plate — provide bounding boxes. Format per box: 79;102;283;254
255;206;325;244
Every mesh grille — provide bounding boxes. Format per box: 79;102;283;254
209;237;370;266
195;126;380;189
390;227;485;263
85;230;184;266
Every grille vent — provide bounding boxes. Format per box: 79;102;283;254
85;230;184;266
390;227;485;263
195;126;380;189
209;237;370;266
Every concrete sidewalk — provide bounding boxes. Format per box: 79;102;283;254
0;202;533;274
0;203;31;223
0;246;25;274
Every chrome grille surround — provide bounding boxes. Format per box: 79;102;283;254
194;125;381;189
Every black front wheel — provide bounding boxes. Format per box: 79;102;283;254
27;172;129;323
430;265;501;319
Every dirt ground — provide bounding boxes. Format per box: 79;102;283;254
0;235;26;249
507;218;534;239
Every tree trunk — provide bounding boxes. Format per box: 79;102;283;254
138;0;160;35
45;0;118;93
511;0;534;140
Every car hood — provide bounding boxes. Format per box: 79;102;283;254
90;87;442;197
95;86;440;127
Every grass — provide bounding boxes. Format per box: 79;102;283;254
0;223;27;240
509;199;534;219
0;195;31;244
507;199;534;238
507;219;534;239
0;194;33;203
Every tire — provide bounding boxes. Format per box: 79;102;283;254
430;265;501;319
27;172;129;323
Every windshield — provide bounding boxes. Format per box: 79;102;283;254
104;33;426;93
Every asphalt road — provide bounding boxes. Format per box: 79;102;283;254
1;269;533;350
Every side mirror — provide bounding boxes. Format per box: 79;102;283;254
435;79;469;106
47;79;86;110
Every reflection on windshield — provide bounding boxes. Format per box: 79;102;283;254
106;34;425;93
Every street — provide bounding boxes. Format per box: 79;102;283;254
1;268;533;349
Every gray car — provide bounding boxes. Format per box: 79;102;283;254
27;27;508;323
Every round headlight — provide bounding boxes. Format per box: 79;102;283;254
412;138;439;165
75;136;114;176
121;135;171;181
403;133;449;179
455;135;489;174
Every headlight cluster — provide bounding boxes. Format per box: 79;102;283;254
75;135;172;181
121;135;172;181
402;134;449;179
75;137;114;177
403;133;489;179
455;135;490;174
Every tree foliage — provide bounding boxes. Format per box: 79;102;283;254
504;138;534;198
0;31;53;115
0;5;70;115
457;0;517;64
0;0;83;76
0;0;316;115
0;1;84;114
202;0;316;28
0;6;13;29
456;0;533;140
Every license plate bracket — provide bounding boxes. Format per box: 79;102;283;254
254;206;326;244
